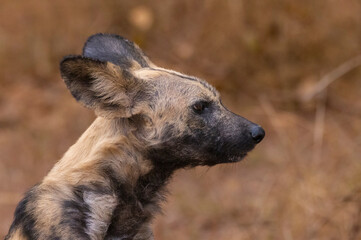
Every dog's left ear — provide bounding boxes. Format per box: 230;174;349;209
82;33;155;69
60;56;151;118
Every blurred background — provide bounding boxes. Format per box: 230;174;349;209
0;0;361;239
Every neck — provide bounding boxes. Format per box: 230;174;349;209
44;117;178;196
44;117;153;186
135;162;175;203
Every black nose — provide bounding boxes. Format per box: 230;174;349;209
250;125;265;143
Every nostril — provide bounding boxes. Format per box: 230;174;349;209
250;125;265;143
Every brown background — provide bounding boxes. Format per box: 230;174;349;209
1;1;361;239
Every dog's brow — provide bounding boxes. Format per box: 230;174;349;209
149;67;218;97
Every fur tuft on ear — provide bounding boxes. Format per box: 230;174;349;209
82;33;154;69
60;55;149;118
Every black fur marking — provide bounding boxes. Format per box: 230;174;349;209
60;186;91;240
146;134;206;168
59;183;121;239
49;237;61;240
135;164;174;204
101;166;142;239
48;226;61;240
5;186;38;240
99;165;173;239
83;33;149;69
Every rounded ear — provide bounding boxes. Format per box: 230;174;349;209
60;56;150;118
82;33;156;69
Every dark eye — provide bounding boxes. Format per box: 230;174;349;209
192;101;210;114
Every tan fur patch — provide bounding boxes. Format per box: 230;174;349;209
134;68;163;80
7;228;27;240
44;117;153;186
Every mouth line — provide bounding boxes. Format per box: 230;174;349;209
226;152;248;163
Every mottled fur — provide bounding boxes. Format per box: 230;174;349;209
6;33;264;240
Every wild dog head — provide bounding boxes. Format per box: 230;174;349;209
60;33;265;169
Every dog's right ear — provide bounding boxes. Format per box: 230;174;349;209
60;56;150;118
82;33;155;69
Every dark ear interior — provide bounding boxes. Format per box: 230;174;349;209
60;55;145;118
60;56;106;108
82;33;151;69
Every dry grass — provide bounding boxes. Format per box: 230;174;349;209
1;1;361;239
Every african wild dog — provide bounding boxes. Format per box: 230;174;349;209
5;33;265;240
